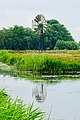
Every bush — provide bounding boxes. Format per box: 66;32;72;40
54;40;79;50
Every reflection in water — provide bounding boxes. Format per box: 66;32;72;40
32;84;47;103
0;74;80;120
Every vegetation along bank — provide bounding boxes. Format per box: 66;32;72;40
0;50;80;76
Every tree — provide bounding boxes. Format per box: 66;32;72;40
0;26;38;50
47;19;59;25
0;19;76;50
78;41;80;49
54;40;79;50
45;19;74;49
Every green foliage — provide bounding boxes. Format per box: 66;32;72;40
45;19;74;49
0;26;39;50
54;40;79;50
0;90;45;120
0;50;80;75
47;19;59;25
0;19;75;50
78;41;80;49
39;57;63;75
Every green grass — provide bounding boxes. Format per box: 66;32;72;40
0;50;80;76
0;89;45;120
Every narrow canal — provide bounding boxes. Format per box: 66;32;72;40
0;73;80;120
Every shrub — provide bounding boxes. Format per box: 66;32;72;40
54;40;79;50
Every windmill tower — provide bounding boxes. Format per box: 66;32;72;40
32;14;47;51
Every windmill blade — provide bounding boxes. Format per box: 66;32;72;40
41;15;46;23
42;22;47;31
32;20;38;26
43;22;47;26
32;20;38;29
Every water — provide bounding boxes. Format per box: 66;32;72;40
0;74;80;120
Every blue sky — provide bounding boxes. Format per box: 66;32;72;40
0;0;80;42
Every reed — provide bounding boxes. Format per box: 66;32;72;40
0;50;80;75
0;89;45;120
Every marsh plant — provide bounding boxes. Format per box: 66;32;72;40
0;50;80;75
0;90;45;120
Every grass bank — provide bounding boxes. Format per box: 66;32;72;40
0;50;80;76
0;89;45;120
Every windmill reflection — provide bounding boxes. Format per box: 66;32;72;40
32;84;47;103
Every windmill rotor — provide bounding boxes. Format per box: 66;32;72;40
32;14;46;30
32;14;47;51
35;14;45;22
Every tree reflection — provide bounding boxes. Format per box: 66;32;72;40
32;84;47;103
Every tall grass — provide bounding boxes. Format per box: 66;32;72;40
0;89;45;120
0;50;80;75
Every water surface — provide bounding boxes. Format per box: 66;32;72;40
0;74;80;120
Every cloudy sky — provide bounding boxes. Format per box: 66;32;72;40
0;0;80;42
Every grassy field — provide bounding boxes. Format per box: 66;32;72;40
0;50;80;76
0;89;45;120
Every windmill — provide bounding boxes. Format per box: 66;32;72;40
32;14;47;51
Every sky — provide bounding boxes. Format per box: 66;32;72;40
0;0;80;42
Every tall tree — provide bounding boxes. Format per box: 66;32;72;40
45;19;74;49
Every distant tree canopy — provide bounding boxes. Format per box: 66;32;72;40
45;19;74;49
0;26;39;50
0;19;79;50
54;40;79;50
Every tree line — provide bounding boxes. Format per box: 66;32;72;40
0;19;79;50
